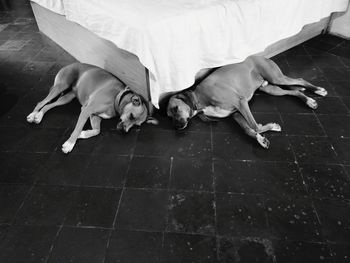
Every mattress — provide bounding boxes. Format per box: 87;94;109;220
38;0;349;107
31;0;65;15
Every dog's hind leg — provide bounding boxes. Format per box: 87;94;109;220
27;82;71;123
78;115;101;139
233;112;270;149
259;58;327;96
30;91;76;124
259;84;318;109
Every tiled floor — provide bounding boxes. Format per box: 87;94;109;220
0;1;350;263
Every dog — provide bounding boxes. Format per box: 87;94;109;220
167;55;327;148
27;63;157;153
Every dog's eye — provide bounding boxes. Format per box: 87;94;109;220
129;113;135;121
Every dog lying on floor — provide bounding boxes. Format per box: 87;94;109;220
167;55;327;148
27;63;157;154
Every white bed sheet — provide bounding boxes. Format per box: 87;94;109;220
64;0;348;107
31;0;65;15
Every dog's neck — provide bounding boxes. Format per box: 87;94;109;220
114;86;133;114
177;90;202;117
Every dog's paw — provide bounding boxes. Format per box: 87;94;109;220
62;140;75;154
26;112;37;123
306;98;318;109
315;87;327;97
33;111;43;124
270;123;281;132
257;134;270;149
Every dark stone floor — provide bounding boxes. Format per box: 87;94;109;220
1;1;350;263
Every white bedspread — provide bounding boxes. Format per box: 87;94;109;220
44;0;349;107
31;0;65;15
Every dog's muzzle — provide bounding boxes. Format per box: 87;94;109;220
116;120;128;133
173;118;188;130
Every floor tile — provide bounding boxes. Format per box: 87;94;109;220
290;136;338;164
315;97;349;115
0;225;58;263
342;96;350;111
301;163;350;199
92;130;138;155
116;189;168;231
311;53;345;68
286;54;315;68
285;66;325;82
14;185;77;226
0;126;28;152
64;187;121;228
265;197;322;242
318;115;350;138
281;113;325;136
168;191;215;235
274;95;314;114
105;229;162;263
0;184;31;224
328;41;350;59
48;227;109;263
161;233;217;263
249;94;278;113
213;133;294;162
322;67;350;81
0;152;49;184
216;193;268;237
0;39;27;50
329;244;350;263
125;156;170;189
330;138;350;165
329;80;350;97
20;128;66;153
82;154;129;188
273;240;333;263
35;153;90;186
170;157;213;191
218;237;275;263
314;198;350;243
135;130;211;158
214;160;306;197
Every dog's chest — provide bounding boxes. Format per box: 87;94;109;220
202;106;232;118
98;113;113;119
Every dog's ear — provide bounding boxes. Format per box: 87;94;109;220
146;116;159;125
131;95;141;106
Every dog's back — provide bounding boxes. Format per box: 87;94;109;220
55;63;124;105
199;56;265;102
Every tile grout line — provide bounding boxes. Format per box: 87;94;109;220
210;123;220;260
43;224;63;263
101;153;133;263
162;156;174;248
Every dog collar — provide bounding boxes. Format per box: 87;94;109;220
115;86;133;114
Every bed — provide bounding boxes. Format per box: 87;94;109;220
30;0;349;110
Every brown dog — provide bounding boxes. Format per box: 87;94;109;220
167;55;327;148
27;63;157;153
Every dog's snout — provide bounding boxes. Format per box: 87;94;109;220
173;117;188;130
116;121;127;133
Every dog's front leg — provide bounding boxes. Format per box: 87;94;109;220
62;107;91;154
233;112;270;149
78;115;101;139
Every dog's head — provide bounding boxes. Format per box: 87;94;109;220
167;93;193;130
115;88;158;133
